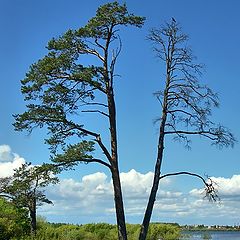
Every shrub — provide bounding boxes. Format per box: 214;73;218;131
0;198;30;240
147;223;181;240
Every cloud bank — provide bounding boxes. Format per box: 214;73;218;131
1;144;240;225
43;170;240;225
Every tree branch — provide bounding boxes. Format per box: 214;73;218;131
71;123;112;162
66;122;100;138
160;171;219;202
95;135;112;163
21;115;113;165
50;157;112;170
81;110;109;118
164;130;216;136
0;194;14;200
110;35;122;82
160;171;206;184
80;101;108;108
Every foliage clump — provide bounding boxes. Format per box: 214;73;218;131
0;198;30;240
13;221;180;240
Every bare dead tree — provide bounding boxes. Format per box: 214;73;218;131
139;19;235;240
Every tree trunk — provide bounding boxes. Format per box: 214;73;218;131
139;102;167;240
107;86;127;240
111;165;128;240
29;198;37;235
139;48;171;239
138;138;164;240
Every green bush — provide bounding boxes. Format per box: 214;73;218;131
0;198;30;240
147;223;181;240
15;221;181;240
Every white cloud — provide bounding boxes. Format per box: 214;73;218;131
185;175;240;223
121;169;153;199
44;172;114;220
0;145;14;162
41;171;240;225
46;169;172;210
0;145;26;177
43;169;181;221
212;175;240;197
190;175;240;199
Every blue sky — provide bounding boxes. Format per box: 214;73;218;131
1;0;240;226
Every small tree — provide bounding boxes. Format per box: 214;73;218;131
0;163;58;235
13;2;145;239
139;19;236;240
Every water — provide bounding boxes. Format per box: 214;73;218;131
181;231;240;239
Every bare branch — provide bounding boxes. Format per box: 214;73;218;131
66;122;112;163
63;121;100;138
94;38;106;51
160;171;219;202
95;135;112;163
110;35;122;82
77;41;105;62
80;101;108;108
84;49;105;62
83;158;112;169
81;110;109;118
164;130;214;135
160;171;206;184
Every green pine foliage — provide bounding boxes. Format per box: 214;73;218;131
13;1;145;157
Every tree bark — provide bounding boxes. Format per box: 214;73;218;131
111;165;127;240
107;86;127;240
138;120;166;240
29;198;37;235
139;70;170;240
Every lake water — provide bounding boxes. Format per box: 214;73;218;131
181;231;240;239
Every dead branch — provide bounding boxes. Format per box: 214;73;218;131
160;171;220;202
